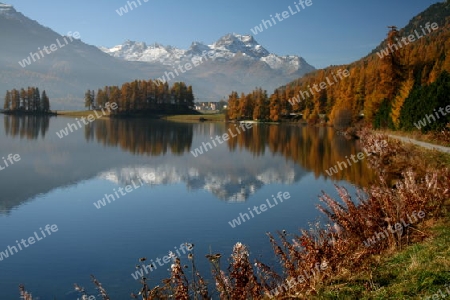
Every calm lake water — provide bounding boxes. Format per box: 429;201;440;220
0;115;375;299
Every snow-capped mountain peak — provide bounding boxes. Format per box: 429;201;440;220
211;33;270;58
0;3;21;20
0;2;47;28
99;33;314;74
0;2;14;12
100;40;186;65
186;41;210;57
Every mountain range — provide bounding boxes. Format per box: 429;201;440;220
99;34;312;76
0;2;314;109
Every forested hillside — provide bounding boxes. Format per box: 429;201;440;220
226;1;450;130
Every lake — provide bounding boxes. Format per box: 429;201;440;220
0;115;375;299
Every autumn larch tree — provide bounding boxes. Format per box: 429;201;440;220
3;90;11;110
85;89;94;110
41;90;50;112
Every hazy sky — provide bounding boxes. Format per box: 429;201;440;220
4;0;442;68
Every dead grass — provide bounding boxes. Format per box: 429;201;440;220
163;114;225;122
21;128;450;299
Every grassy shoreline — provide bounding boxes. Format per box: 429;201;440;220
163;113;225;122
57;110;111;117
310;132;450;299
56;110;226;121
312;209;450;299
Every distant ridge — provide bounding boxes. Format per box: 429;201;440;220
0;4;315;109
100;33;314;77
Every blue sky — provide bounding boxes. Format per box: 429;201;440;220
5;0;442;68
